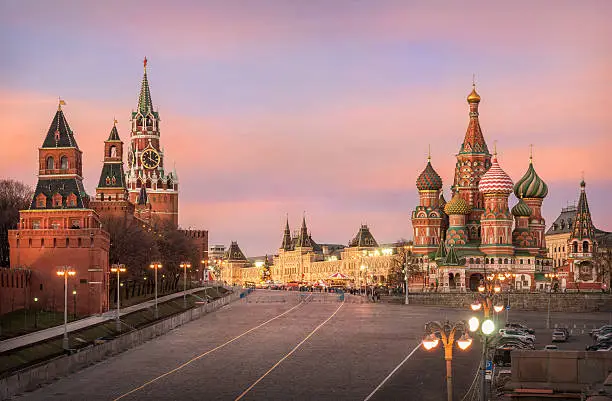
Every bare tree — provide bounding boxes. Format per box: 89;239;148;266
0;179;33;266
595;246;612;291
388;240;421;290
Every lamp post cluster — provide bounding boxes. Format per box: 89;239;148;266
421;320;472;401
110;264;127;331
149;262;163;318
56;266;76;350
545;272;559;329
469;273;505;401
180;262;191;308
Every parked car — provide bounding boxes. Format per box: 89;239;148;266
597;332;612;343
586;341;612;351
505;323;535;334
591;325;612;338
597;345;612;352
499;329;535;343
557;327;570;339
544;344;559;350
552;331;568;342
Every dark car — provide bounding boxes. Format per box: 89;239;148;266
505;322;535;334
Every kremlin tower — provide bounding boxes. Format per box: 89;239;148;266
125;58;179;227
8;102;110;315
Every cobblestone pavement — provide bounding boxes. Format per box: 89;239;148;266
15;291;610;401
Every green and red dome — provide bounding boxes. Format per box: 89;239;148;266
513;160;548;199
416;160;443;191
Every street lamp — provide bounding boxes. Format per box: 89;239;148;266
72;289;77;319
33;297;39;329
545;272;559;329
421;320;471;401
110;264;126;331
201;259;207;283
56;266;76;350
149;262;162;318
360;265;369;299
180;262;192;308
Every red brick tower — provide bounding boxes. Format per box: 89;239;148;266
412;154;445;255
90;122;135;222
125;58;179;227
8;102;110;315
452;84;492;242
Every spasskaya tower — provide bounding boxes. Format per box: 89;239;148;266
125;58;179;227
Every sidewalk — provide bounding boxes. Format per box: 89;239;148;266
0;286;220;353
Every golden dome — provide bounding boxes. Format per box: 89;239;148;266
467;85;481;103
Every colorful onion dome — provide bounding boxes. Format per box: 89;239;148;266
511;198;532;217
478;155;514;194
416;159;443;191
513;159;548;199
444;194;472;215
467;84;481;103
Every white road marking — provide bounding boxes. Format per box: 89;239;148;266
363;343;422;401
234;300;345;401
113;296;310;401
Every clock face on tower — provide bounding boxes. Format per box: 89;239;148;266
141;148;160;169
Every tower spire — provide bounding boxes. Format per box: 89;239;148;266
138;57;153;113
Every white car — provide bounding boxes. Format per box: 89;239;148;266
499;329;535;342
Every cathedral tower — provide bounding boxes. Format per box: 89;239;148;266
452;85;492;242
513;151;548;254
567;180;599;287
412;155;444;255
125;58;179;227
478;149;514;256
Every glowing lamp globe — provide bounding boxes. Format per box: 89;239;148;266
457;334;473;350
468;317;480;332
478;285;485;292
470;301;482;311
422;334;439;350
493;304;504;313
494;285;501;293
481;319;495;335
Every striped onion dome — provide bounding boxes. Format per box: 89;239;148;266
416;160;443;191
478;156;513;194
511;198;532;217
444;194;472;215
513;160;548;199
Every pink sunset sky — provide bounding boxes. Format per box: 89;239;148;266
1;1;611;256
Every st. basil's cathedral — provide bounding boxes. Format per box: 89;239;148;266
411;84;555;292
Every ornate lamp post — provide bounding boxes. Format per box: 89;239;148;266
110;264;126;331
72;289;77;319
360;265;369;298
149;262;162;318
469;274;502;401
201;259;207;283
33;297;39;329
180;262;192;308
56;266;76;350
422;320;472;401
545;272;559;329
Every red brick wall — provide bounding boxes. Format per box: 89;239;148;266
0;269;32;315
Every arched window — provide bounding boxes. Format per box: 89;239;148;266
498;258;502;264
46;156;55;170
469;258;474;264
109;146;117;158
60;156;68;170
504;258;508;264
583;241;589;252
475;258;480;264
573;242;578;253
